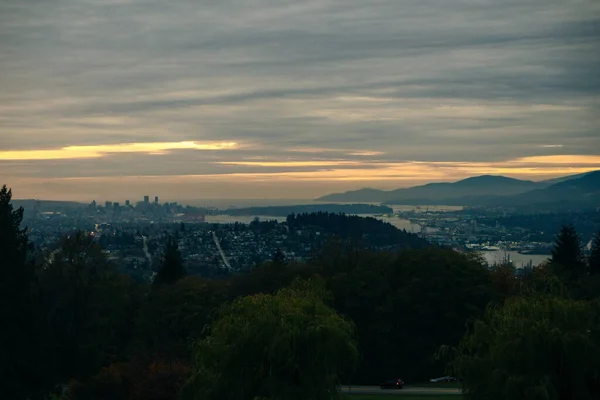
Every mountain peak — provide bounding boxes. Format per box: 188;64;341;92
452;175;535;188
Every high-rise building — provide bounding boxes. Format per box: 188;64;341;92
125;200;130;206
154;196;159;205
144;196;150;204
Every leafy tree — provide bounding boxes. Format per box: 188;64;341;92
590;231;600;276
181;278;358;400
0;185;44;399
551;224;585;279
153;237;185;285
449;293;600;400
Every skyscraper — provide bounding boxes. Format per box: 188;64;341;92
144;195;150;205
154;196;159;205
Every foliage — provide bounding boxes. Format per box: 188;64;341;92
39;231;137;382
181;277;358;400
272;248;286;265
132;361;191;400
551;224;586;279
344;396;460;400
135;276;228;360
325;248;494;383
10;180;600;398
153;236;186;285
0;185;44;399
68;360;190;400
229;260;317;299
488;263;518;298
286;212;429;249
450;294;600;400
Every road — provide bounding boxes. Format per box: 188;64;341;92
341;385;461;396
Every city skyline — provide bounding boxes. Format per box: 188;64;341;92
2;0;599;200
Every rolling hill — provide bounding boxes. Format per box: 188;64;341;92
316;171;599;208
317;175;543;204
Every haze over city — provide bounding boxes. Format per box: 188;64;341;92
1;0;599;201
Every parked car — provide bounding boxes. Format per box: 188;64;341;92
380;378;405;389
430;376;458;383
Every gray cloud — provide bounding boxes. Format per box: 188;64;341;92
1;0;599;199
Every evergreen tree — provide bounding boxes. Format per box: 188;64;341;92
590;231;600;276
0;185;42;398
154;237;186;285
272;248;286;266
551;224;585;278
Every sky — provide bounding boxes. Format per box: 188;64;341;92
1;0;599;202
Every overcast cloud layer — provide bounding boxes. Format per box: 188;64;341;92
1;0;599;201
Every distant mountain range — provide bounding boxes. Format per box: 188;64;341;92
316;171;600;210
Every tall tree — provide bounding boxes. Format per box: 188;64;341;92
181;278;358;400
551;224;585;279
271;248;286;266
0;185;43;399
154;237;185;285
590;231;600;276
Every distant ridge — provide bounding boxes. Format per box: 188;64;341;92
496;170;600;210
317;175;543;203
316;170;600;210
538;170;595;186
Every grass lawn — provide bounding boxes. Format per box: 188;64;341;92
345;396;461;400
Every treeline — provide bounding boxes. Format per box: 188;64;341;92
3;185;600;400
222;203;393;216
285;211;429;249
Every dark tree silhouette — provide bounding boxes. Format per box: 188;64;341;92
551;224;585;279
590;231;600;276
0;185;41;398
272;248;286;265
154;237;186;285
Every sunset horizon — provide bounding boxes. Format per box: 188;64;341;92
2;0;599;202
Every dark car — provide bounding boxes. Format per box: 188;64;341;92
380;378;404;389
